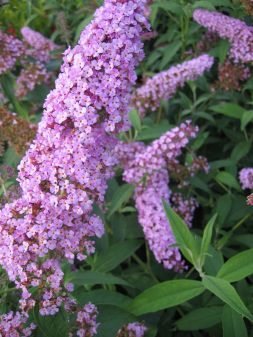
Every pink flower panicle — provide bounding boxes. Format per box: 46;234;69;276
117;322;147;337
74;303;98;337
21;27;58;63
117;121;198;270
16;62;50;98
0;311;36;337
0;0;148;330
193;9;253;63
239;168;253;190
132;54;214;117
123;121;198;184
0;30;24;74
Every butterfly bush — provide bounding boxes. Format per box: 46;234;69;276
0;0;148;333
0;30;24;74
116;121;198;270
193;9;253;64
116;322;147;337
132;54;214;117
21;26;58;63
239;168;253;189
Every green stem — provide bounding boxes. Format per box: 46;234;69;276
156;105;163;124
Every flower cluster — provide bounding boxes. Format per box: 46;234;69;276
0;107;36;154
122;121;198;184
116;322;147;337
193;9;253;64
212;59;250;92
21;26;58;63
0;0;148;332
132;54;214;117
239;168;253;189
116;121;198;270
0;311;36;337
0;30;24;74
72;303;98;337
171;193;198;226
16;62;51;98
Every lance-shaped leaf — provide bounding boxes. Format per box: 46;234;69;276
202;276;253;322
163;201;199;265
126;279;205;316
217;248;253;282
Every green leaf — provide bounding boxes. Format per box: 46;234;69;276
217;248;253;282
3;147;21;167
156;1;184;15
126;279;204;316
136;121;170;140
216;171;241;191
176;306;222;331
0;180;15;197
241;110;253;130
191;131;209;150
204;246;224;276
66;270;132;287
209;159;234;170
222;305;248;337
193;1;216;10
210;103;245;119
202;276;253;321
209;39;229;63
74;14;93;43
190;176;211;193
129;109;141;131
199;214;217;267
163;202;199;265
96;305;135;337
231;141;251;162
216;194;232;225
0;74;28;119
159;41;181;70
94;240;142;272
33;306;68;337
209;0;231;5
107;184;135;218
72;289;131;308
